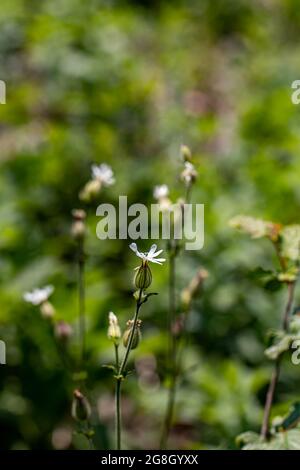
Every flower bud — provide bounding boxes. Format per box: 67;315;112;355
79;179;102;202
55;321;73;341
171;314;185;338
107;312;121;343
123;319;142;350
71;209;86;240
40;301;55;319
134;261;152;290
180;144;192;162
71;389;91;422
181;268;208;309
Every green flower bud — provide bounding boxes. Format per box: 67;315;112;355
123;319;142;350
134;261;152;289
71;389;91;422
180;144;192;162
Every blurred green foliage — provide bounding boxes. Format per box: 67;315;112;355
1;0;300;450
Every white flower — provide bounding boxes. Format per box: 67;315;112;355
91;163;115;186
129;243;166;265
181;162;197;185
23;285;54;306
153;184;169;200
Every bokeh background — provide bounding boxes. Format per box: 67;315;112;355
1;0;300;450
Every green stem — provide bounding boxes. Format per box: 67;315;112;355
160;248;177;450
160;182;194;450
78;238;86;365
261;281;295;439
119;289;143;376
115;378;121;450
115;289;143;450
114;343;121;450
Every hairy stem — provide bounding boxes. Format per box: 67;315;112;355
261;282;295;439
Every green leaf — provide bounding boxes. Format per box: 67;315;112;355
265;334;294;360
274;403;300;431
237;425;300;450
249;267;282;291
281;225;300;261
236;431;260;447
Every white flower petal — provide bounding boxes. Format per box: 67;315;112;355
151;249;163;258
129;242;138;252
148;244;157;257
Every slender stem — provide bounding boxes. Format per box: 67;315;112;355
78;238;86;365
168;250;176;362
261;282;295;439
115;378;121;450
160;182;193;449
114;343;119;370
273;240;287;272
114;343;121;450
115;289;143;450
119;289;143;376
160;248;177;450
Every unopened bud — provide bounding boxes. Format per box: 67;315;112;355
107;312;121;343
172;314;185;338
181;268;208;309
55;321;73;341
79;179;101;202
180;144;192;162
40;301;55;319
134;261;152;290
123;319;142;350
71;209;86;240
71;389;91;422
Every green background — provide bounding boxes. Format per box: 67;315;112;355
1;0;300;450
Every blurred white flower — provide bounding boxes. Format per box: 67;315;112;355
91;163;115;186
130;243;166;265
23;285;54;306
153;184;169;200
181;162;197;185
